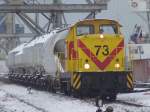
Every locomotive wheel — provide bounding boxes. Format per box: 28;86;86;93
51;85;56;93
102;94;117;101
110;94;117;101
72;89;83;98
63;84;71;96
64;90;71;96
72;90;79;98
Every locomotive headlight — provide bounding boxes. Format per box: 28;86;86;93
115;63;120;68
100;34;104;39
84;63;90;69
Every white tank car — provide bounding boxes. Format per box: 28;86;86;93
7;29;69;76
7;43;26;68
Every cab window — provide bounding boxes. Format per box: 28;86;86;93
99;25;118;34
77;25;94;36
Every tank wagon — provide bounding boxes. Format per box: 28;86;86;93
6;19;133;100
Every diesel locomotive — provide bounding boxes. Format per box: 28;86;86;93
6;19;133;100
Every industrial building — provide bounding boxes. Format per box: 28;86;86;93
129;44;150;82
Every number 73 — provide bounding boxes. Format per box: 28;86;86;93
94;45;109;56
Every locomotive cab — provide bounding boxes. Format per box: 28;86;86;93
66;19;125;72
66;19;133;99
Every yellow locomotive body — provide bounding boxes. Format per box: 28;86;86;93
65;19;133;98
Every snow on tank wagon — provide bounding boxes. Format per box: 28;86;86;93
6;19;133;100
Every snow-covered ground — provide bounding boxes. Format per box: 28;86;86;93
117;91;150;106
0;82;97;112
0;82;150;112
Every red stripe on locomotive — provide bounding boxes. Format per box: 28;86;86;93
78;39;124;70
68;41;78;59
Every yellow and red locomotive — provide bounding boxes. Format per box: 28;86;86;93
65;19;133;98
7;19;133;100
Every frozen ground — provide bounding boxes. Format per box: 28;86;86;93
0;82;97;112
0;82;150;112
0;60;150;112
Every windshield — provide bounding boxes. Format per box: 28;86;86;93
77;25;94;36
99;24;118;34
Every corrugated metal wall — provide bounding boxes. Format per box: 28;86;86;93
133;60;150;82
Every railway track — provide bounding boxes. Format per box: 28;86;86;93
115;100;150;107
134;82;150;88
131;89;150;93
80;97;150;108
0;89;49;112
0;105;17;112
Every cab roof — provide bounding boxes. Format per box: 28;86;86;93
71;19;122;27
